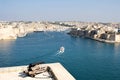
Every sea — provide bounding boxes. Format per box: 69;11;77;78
0;31;120;80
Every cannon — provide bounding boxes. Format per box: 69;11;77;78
23;61;47;77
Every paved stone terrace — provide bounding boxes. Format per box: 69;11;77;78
0;63;76;80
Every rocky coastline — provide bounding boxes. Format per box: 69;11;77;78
67;22;120;43
0;21;120;43
0;21;71;40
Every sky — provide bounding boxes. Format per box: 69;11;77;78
0;0;120;22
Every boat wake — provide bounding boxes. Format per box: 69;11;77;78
56;46;65;55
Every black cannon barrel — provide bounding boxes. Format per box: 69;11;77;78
29;61;45;67
28;61;45;70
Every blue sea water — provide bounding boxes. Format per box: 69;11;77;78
0;32;120;80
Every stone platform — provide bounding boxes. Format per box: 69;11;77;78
0;63;75;80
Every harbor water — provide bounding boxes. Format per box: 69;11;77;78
0;32;120;80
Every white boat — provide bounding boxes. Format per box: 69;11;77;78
59;46;65;53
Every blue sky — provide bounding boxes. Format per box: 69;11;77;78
0;0;120;22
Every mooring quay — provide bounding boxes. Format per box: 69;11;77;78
0;63;75;80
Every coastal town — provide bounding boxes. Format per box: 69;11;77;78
67;22;120;43
1;0;120;80
0;21;120;43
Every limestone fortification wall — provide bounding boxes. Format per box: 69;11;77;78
0;21;120;41
0;21;70;40
115;35;120;42
68;22;120;43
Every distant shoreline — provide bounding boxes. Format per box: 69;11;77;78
0;21;120;42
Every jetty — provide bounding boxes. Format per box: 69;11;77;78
0;63;75;80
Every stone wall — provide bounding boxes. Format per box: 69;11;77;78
0;22;71;40
115;34;120;42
